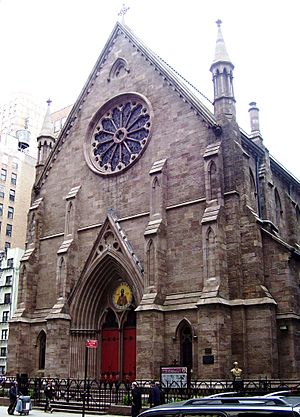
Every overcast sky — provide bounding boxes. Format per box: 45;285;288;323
0;0;299;179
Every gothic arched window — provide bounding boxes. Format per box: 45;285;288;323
57;256;65;298
206;227;216;278
38;330;46;370
275;188;283;227
147;240;155;286
108;58;130;81
66;201;73;236
180;323;193;369
208;161;218;201
249;168;257;209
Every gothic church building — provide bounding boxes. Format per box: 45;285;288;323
7;21;300;380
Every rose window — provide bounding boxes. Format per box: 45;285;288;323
86;93;152;175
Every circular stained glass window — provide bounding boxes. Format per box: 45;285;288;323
85;93;153;175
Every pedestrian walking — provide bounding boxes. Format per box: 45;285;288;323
131;381;142;417
148;381;161;407
44;381;54;413
7;381;18;415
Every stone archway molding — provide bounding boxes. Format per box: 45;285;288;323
69;209;144;329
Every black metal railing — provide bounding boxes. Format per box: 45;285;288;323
1;376;300;413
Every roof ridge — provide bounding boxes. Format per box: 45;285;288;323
153;52;213;105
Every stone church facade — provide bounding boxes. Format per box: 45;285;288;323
7;22;300;381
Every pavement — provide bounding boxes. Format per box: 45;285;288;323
0;405;121;417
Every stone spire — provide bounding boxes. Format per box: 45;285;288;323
212;19;231;64
36;99;55;177
39;98;54;136
210;20;236;120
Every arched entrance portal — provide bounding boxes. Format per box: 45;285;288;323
69;216;144;380
101;307;136;382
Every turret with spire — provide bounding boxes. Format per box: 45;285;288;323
210;20;236;121
36;99;55;178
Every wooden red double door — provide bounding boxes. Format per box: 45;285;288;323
101;310;136;381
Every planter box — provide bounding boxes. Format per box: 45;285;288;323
108;405;148;415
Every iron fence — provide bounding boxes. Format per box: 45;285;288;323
1;376;300;413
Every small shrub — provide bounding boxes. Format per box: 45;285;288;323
123;393;131;406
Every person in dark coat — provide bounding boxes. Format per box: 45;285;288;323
8;382;18;415
148;381;161;407
131;381;142;417
44;381;54;413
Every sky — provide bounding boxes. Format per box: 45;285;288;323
0;0;299;179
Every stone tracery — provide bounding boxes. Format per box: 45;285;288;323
89;93;152;175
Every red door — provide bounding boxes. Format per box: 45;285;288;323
123;327;136;381
101;329;119;376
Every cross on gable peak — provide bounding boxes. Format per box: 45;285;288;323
118;3;130;23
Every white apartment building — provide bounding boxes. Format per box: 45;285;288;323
0;133;36;252
0;247;23;374
0;92;47;158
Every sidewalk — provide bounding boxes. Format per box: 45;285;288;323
0;405;121;417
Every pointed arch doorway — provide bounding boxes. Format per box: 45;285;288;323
69;214;144;380
101;306;136;382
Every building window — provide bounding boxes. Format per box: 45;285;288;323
180;323;193;369
5;242;11;253
0;366;5;374
2;155;8;164
87;93;152;175
11;172;17;185
9;189;15;202
6;224;12;237
0;185;4;198
0;203;2;216
7;258;13;268
4;293;11;304
12;161;18;170
7;206;14;219
0;168;7;181
5;276;12;285
38;331;46;370
0;347;6;357
2;311;9;323
1;329;8;340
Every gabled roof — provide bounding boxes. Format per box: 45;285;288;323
34;21;218;192
34;21;300;192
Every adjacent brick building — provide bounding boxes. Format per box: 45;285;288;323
7;21;300;381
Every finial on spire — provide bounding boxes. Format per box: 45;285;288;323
118;3;130;24
46;98;52;107
210;20;236;120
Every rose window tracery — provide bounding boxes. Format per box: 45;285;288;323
85;93;153;175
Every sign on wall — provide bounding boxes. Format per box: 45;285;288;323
86;339;98;348
160;366;188;387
